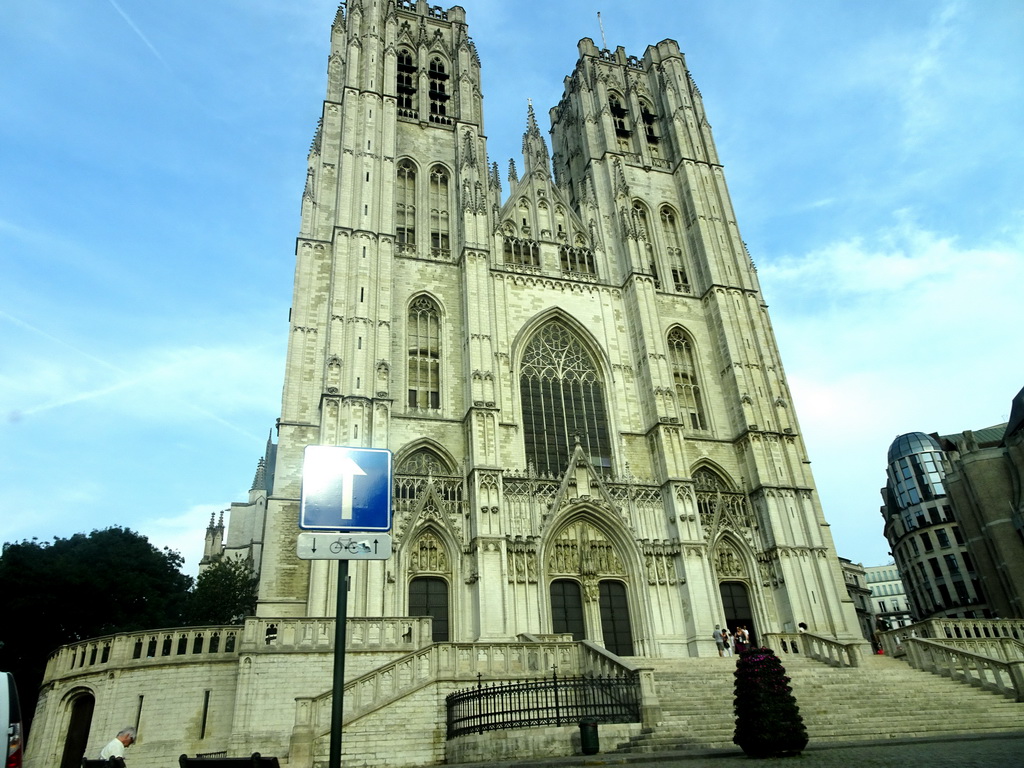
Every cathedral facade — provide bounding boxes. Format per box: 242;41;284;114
27;4;861;767
250;0;860;652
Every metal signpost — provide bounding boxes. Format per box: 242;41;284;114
298;445;392;768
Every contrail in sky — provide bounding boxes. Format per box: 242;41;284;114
1;310;262;441
105;0;171;70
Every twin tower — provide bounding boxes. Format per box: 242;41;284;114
238;0;860;655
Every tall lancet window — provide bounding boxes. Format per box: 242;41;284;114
668;327;707;430
520;321;612;476
408;296;440;410
633;202;659;288
429;165;450;258
428;57;450;123
396;49;417;117
396;160;416;254
609;94;630;137
661;206;690;294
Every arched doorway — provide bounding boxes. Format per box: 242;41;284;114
550;579;585;640
598;580;635;656
59;692;95;768
409;576;449;641
719;581;757;646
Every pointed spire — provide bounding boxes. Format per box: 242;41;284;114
251;457;266;491
507;158;518;185
520;100;551;179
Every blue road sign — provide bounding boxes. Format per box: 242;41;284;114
299;445;393;532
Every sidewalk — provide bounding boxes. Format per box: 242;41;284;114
445;732;1024;768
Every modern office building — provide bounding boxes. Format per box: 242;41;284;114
881;432;989;620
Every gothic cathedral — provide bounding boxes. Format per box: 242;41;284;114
229;0;861;656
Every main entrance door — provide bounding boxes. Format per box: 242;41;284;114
550;579;585;640
409;576;449;641
598;580;634;656
719;581;756;645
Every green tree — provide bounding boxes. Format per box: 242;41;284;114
0;527;193;735
185;556;258;625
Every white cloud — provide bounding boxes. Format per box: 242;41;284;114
138;503;228;579
761;218;1024;563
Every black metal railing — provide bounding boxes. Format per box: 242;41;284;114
446;670;642;739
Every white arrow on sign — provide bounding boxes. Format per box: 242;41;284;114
338;454;367;521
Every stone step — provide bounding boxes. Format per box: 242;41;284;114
609;653;1024;754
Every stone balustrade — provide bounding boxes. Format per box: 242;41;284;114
292;637;651;740
44;626;244;683
878;618;1024;658
764;632;862;667
43;617;436;685
902;637;1024;701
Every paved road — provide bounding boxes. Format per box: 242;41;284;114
456;733;1024;768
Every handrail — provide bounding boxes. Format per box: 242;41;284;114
763;632;862;667
293;639;584;736
902;637;1024;702
878;618;1024;658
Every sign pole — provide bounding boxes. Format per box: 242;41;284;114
329;559;349;768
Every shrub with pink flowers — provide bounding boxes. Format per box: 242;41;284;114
732;647;807;758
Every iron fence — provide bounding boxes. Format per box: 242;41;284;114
446;670;642;738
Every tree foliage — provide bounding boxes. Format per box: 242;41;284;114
185;556;258;625
0;527;193;734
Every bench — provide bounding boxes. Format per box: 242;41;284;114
179;753;280;768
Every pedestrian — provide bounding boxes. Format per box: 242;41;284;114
712;624;725;657
99;727;136;766
722;627;733;657
735;625;748;653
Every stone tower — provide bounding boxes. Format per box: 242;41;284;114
252;0;861;653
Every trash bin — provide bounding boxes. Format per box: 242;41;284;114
579;717;599;755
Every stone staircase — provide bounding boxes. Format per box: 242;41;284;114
614;652;1024;753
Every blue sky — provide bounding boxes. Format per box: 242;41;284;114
2;1;1022;577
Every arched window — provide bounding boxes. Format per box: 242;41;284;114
559;244;596;275
520;321;612;476
503;236;539;267
396;160;416;253
396;49;417;117
633;202;658;287
661;206;690;294
428;57;450;123
668;327;707;429
640;101;659;145
408;296;440;410
429;165;450;258
609;94;630;138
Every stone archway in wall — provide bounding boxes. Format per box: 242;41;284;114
713;537;759;647
545;517;637;656
58;689;95;768
406;528;453;641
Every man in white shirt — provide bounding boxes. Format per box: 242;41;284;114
99;727;136;764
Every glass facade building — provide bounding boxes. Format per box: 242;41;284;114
881;432;990;620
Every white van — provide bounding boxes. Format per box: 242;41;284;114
1;672;23;768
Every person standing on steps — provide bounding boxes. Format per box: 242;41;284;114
722;626;733;657
713;624;725;657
